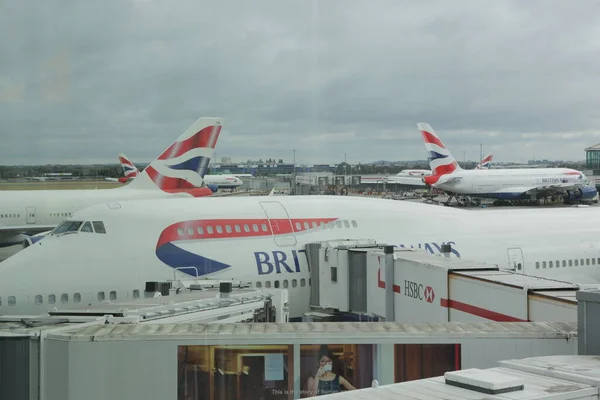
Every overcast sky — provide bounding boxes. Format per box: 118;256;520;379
1;0;600;165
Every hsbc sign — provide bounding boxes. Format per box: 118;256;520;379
404;280;435;304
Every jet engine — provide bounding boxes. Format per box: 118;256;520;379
22;230;53;249
206;183;219;193
564;185;598;203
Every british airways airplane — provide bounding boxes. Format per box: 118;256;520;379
108;154;243;190
2;116;223;249
3;195;600;317
369;154;494;187
419;123;597;203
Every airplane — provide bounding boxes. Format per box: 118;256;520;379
107;155;243;191
4;194;600;318
1;116;223;249
375;154;494;186
418;123;597;203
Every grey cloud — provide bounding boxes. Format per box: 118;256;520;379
1;0;599;165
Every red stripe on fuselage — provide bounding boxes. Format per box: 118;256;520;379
421;130;445;148
440;298;528;322
157;217;338;248
158;125;222;160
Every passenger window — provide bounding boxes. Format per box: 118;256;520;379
575;259;579;266
197;226;204;235
587;259;591;266
74;293;81;303
35;295;43;305
569;260;573;267
92;221;106;234
344;220;350;228
304;222;310;230
535;262;539;269
335;221;342;228
593;258;597;265
61;293;68;303
549;261;553;268
133;290;140;299
256;282;262;288
234;225;241;233
326;222;334;228
244;224;250;232
49;294;56;304
98;292;105;301
177;228;184;236
320;222;326;229
352;220;358;227
581;259;584;265
207;226;214;234
261;223;268;232
274;280;280;288
187;227;194;236
292;279;297;288
300;278;306;287
252;224;259;232
8;296;16;306
295;222;301;230
563;260;566;267
312;222;318;229
283;280;289;288
216;225;223;234
80;221;94;233
110;291;117;301
265;281;271;288
225;225;232;233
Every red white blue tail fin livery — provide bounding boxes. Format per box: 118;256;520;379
418;123;462;177
475;153;494;170
126;117;222;195
119;153;140;179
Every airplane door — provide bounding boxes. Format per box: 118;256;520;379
259;201;297;247
26;207;36;224
507;248;524;273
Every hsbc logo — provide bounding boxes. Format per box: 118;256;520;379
424;286;435;303
405;280;435;304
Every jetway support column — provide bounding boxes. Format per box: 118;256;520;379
384;245;395;321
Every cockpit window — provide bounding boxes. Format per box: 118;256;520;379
92;221;106;234
80;221;94;233
52;221;83;235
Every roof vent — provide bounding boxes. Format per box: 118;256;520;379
445;369;524;395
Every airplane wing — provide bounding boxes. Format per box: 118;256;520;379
0;225;57;237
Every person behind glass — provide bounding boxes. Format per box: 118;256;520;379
307;346;356;396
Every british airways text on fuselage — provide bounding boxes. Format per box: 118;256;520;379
254;241;460;275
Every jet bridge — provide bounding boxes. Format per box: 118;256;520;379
306;240;599;323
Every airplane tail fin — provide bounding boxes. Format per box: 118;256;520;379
126;117;223;194
475;153;494;169
417;123;462;176
118;153;141;178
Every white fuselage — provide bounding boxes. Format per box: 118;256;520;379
0;187;187;246
2;196;600;317
434;168;588;198
202;175;243;189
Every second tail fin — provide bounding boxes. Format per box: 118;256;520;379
417;123;461;176
126;116;223;194
119;153;141;179
475;153;494;169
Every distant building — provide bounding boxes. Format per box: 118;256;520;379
585;143;600;171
